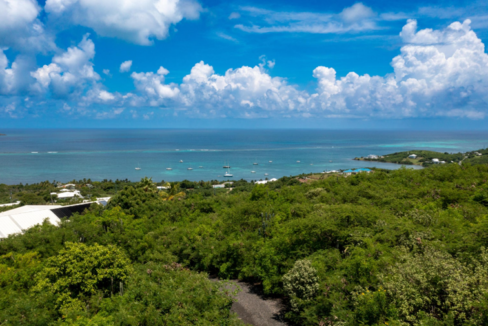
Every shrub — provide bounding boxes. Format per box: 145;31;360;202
283;259;319;311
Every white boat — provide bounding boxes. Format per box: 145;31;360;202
135;167;141;170
253;162;258;165
187;167;193;170
166;168;172;170
224;171;233;177
48;151;57;154
223;165;230;168
297;160;300;163
31;152;38;154
251;171;256;173
135;163;141;170
180;160;183;163
269;161;272;163
199;166;203;168
264;173;269;176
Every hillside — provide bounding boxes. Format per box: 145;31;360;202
355;148;488;167
1;164;488;325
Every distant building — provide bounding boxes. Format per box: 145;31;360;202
157;186;169;190
475;152;482;156
408;154;417;159
212;184;225;188
367;154;378;159
56;190;82;199
432;158;440;164
255;178;278;185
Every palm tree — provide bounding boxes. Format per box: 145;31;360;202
139;177;156;193
160;182;186;201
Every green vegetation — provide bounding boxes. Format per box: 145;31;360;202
355;148;488;167
1;163;488;325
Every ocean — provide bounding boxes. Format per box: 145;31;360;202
1;129;487;184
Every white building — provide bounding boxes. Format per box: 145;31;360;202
367;154;379;159
408;154;417;159
255;178;278;185
56;190;82;199
0;201;105;239
432;158;440;164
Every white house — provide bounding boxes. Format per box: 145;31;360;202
367;154;379;159
432;158;440;164
212;184;225;188
408;154;417;159
255;178;278;185
56;190;82;199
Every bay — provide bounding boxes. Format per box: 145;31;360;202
0;129;487;184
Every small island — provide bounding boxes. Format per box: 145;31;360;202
354;148;488;167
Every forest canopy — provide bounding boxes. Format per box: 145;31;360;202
1;163;488;325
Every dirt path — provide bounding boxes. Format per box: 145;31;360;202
225;280;287;326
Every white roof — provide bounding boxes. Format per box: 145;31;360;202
0;201;20;207
0;205;63;238
57;191;82;199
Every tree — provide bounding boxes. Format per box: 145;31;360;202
34;242;132;310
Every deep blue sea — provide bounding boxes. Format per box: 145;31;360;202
1;129;487;184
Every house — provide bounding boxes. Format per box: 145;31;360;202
212;184;225;188
367;154;378;159
432;158;440;164
255;178;278;185
475;152;482;156
56;190;82;199
0;201;106;238
356;168;372;173
343;169;355;176
157;186;169;190
408;154;417;159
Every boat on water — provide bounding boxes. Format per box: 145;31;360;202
180;160;183;163
297;160;300;163
224;170;233;177
166;168;172;170
269;160;272;163
187;167;193;170
48;152;57;154
264;173;269;176
199;166;203;168
251;171;256;173
223;165;230;168
31;152;38;154
253;162;258;165
135;167;141;170
135;163;141;170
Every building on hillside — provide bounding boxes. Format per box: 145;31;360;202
255;178;278;185
475;152;482;156
157;186;169;190
0;201;106;239
56;190;82;199
367;154;378;159
212;184;225;188
356;168;372;173
343;169;355;176
408;154;417;159
432;158;440;164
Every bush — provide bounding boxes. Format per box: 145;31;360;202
283;259;319;311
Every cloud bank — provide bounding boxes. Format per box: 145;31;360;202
1;18;488;120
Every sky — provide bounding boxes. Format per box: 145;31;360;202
1;0;488;129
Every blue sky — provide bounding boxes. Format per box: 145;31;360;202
1;0;488;128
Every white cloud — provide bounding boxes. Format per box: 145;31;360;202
96;107;124;119
311;19;488;118
119;60;133;72
0;0;55;52
45;0;203;45
229;12;240;20
234;3;379;34
31;34;100;97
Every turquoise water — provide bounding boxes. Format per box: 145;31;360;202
0;129;487;184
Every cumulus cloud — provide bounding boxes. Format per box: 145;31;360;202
311;19;488;119
31;34;100;97
119;60;133;73
45;0;203;45
0;0;55;52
